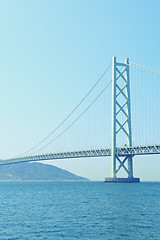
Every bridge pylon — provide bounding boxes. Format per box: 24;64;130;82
105;57;140;183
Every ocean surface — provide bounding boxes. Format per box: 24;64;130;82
0;181;160;240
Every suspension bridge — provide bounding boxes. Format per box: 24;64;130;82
1;57;160;182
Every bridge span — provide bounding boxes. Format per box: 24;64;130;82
1;57;160;182
1;144;160;166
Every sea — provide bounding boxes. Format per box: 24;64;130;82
0;181;160;240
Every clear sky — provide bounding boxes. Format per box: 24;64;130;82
0;0;160;181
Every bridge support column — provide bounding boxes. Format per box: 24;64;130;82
105;56;140;183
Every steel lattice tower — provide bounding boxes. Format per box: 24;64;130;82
105;56;139;183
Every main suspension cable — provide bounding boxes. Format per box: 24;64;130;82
129;62;160;74
20;63;112;156
30;79;112;155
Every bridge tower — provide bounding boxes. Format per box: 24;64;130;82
105;57;140;183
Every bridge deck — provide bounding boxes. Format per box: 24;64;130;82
0;144;160;165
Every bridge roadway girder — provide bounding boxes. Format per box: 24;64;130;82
0;144;160;165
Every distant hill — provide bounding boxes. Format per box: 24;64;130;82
0;162;89;181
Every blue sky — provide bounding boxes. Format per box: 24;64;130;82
0;0;160;181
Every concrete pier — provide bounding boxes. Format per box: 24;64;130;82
104;177;140;183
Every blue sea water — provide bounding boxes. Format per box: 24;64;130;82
0;181;160;240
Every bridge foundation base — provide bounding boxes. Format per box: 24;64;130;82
104;177;140;183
